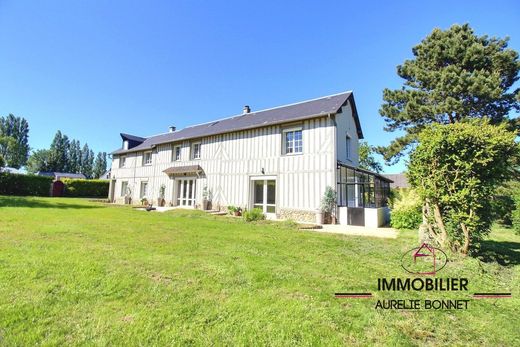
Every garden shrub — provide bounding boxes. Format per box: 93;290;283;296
0;172;52;196
513;189;520;235
390;188;422;230
62;178;109;198
243;208;265;222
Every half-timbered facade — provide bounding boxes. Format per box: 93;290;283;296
109;92;391;226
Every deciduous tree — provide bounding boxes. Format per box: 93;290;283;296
408;120;519;255
0;114;30;168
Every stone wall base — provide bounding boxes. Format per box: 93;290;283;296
278;208;316;223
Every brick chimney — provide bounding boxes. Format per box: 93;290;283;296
243;105;251;114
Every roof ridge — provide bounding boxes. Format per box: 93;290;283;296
143;91;353;139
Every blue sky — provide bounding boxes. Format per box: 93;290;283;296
0;0;519;173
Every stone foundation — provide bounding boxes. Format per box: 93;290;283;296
278;208;316;223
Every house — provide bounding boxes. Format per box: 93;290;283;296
383;173;409;189
98;169;111;180
109;91;392;227
37;172;87;180
0;167;25;174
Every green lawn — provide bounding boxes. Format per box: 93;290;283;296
0;196;519;346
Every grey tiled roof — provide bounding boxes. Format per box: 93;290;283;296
112;91;362;155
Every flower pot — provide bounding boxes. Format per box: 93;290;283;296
316;211;324;225
158;198;165;207
234;211;242;217
202;199;209;210
124;196;132;205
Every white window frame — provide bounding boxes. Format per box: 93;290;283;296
143;151;152;166
191;142;201;160
282;127;303;155
120;181;128;197
140;181;148;198
173;145;181;161
346;135;351;159
119;156;127;168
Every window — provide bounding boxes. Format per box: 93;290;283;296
173;145;181;161
191;142;201;160
140;181;148;198
119;156;127;168
283;128;302;155
346;135;351;159
143;151;152;166
120;181;128;197
336;164;390;208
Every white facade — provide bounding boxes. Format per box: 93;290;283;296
109;94;390;226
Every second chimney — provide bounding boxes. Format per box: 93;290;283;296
168;126;176;133
243;105;251;114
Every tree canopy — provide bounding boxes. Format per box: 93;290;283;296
358;141;383;173
0;114;30;168
408;119;519;254
379;24;519;163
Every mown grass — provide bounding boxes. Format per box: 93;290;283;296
0;196;518;346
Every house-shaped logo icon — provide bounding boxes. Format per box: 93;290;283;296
412;243;437;275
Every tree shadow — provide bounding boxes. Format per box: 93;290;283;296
477;240;520;266
0;196;102;209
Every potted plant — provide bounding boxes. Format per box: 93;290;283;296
315;208;324;225
202;185;211;210
227;206;242;216
234;207;243;217
158;184;166;207
124;186;132;205
320;186;337;224
140;197;148;206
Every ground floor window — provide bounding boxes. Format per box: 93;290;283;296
336;164;390;208
120;181;128;197
140;181;148;198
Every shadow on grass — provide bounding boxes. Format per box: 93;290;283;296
0;196;102;209
477;239;520;266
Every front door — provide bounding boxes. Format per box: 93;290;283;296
253;179;276;218
177;179;196;207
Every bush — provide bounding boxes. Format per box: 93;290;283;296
243;208;265;222
513;189;520;235
390;188;422;230
0;172;52;196
62;179;109;198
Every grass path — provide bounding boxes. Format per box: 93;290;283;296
0;196;519;346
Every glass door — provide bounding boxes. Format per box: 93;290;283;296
177;179;196;207
252;179;276;218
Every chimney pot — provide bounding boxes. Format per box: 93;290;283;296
168;126;176;133
243;105;251;114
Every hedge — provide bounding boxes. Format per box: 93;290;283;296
0;172;53;196
62;178;109;198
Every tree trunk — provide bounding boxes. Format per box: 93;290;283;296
460;222;470;255
433;203;448;246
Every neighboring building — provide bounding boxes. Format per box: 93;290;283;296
99;170;111;180
383;173;409;189
37;172;87;180
109;92;392;227
1;167;25;174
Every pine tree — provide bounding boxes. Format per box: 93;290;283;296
49;131;69;172
80;144;94;178
93;152;107;179
379;24;520;163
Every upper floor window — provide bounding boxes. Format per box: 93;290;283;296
283;128;302;155
346;135;351;159
119;156;127;168
173;145;181;161
191;142;201;160
143;151;152;166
